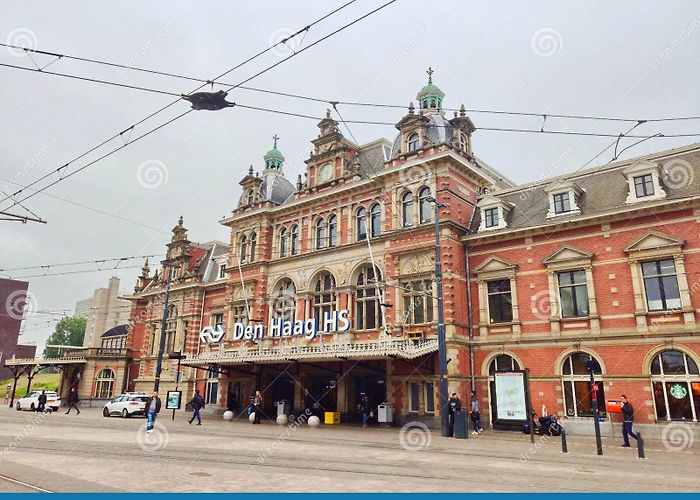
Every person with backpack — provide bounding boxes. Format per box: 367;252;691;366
188;389;205;425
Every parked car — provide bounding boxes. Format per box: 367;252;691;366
16;391;61;412
102;393;150;418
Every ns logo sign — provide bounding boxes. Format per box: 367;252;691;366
199;324;226;344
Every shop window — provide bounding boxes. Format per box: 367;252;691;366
651;349;700;421
558;270;589;318
95;368;115;399
402;279;433;325
487;279;513;323
642;259;681;311
356;266;382;330
561;352;606;418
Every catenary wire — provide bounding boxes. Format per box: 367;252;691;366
0;0;370;208
0;253;163;272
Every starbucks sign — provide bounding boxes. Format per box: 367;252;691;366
669;383;688;400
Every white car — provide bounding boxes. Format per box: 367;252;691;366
16;391;61;412
102;393;149;418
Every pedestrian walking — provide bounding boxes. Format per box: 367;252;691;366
37;390;47;413
188;389;205;425
448;393;461;436
252;390;263;424
303;387;317;417
470;390;483;434
4;384;10;406
146;391;162;433
65;388;80;414
360;394;372;428
620;394;638;447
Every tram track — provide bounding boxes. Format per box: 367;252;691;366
0;474;52;493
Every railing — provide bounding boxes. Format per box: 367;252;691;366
183;338;439;365
2;348;130;366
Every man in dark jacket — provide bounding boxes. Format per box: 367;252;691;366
65;388;80;414
360;394;372;428
620;394;638;447
189;389;205;425
448;393;461;436
146;391;162;433
37;390;47;413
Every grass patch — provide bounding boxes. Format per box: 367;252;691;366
1;372;61;399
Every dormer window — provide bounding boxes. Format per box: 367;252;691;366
623;160;666;203
477;194;511;231
553;193;571;214
246;189;254;205
407;133;419;152
634;174;654;198
219;265;227;279
484;208;499;228
545;180;582;218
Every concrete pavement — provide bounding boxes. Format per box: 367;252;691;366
0;406;697;492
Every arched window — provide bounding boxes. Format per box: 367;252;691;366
328;214;338;248
356;266;383;330
356;208;367;241
249;233;257;262
488;355;521;423
246;189;254;205
650;349;699;421
95;368;115;399
290;225;299;255
165;305;177;353
279;228;288;258
273;279;296;323
407;133;419;152
313;272;336;328
419;187;432;224
459;132;468;153
561;352;605;418
238;235;247;264
370;203;381;238
402;192;414;228
315;218;326;250
430;98;436;108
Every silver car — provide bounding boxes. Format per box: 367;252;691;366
102;393;149;418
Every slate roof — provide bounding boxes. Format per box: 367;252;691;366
261;174;295;205
468;142;700;234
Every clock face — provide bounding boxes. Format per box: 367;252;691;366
319;163;333;182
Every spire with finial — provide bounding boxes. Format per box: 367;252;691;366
427;66;434;85
416;67;445;111
248;165;254;175
296;174;303;191
178;215;184;226
408;102;415;115
460;104;466;117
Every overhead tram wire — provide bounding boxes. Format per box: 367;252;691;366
4;41;700;124
7;264;144;280
0;253;163;272
0;0;362;208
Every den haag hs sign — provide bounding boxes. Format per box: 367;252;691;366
199;310;351;343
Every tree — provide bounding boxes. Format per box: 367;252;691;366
43;316;86;358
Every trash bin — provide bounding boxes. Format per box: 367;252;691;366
453;410;468;439
276;400;290;417
324;411;340;424
377;403;393;425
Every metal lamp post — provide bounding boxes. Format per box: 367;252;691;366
587;359;603;455
153;264;174;393
427;196;450;438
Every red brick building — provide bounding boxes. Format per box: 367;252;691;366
0;278;37;380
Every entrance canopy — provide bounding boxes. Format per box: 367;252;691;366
182;339;438;367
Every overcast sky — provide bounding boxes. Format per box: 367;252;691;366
1;1;699;351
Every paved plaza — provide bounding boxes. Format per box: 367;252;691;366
0;406;698;492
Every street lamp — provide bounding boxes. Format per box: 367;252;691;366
426;196;450;438
587;358;604;455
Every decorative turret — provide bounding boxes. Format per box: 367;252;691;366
417;67;445;112
134;258;151;293
263;134;285;171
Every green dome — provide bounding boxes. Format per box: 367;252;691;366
417;67;445;110
264;135;284;171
